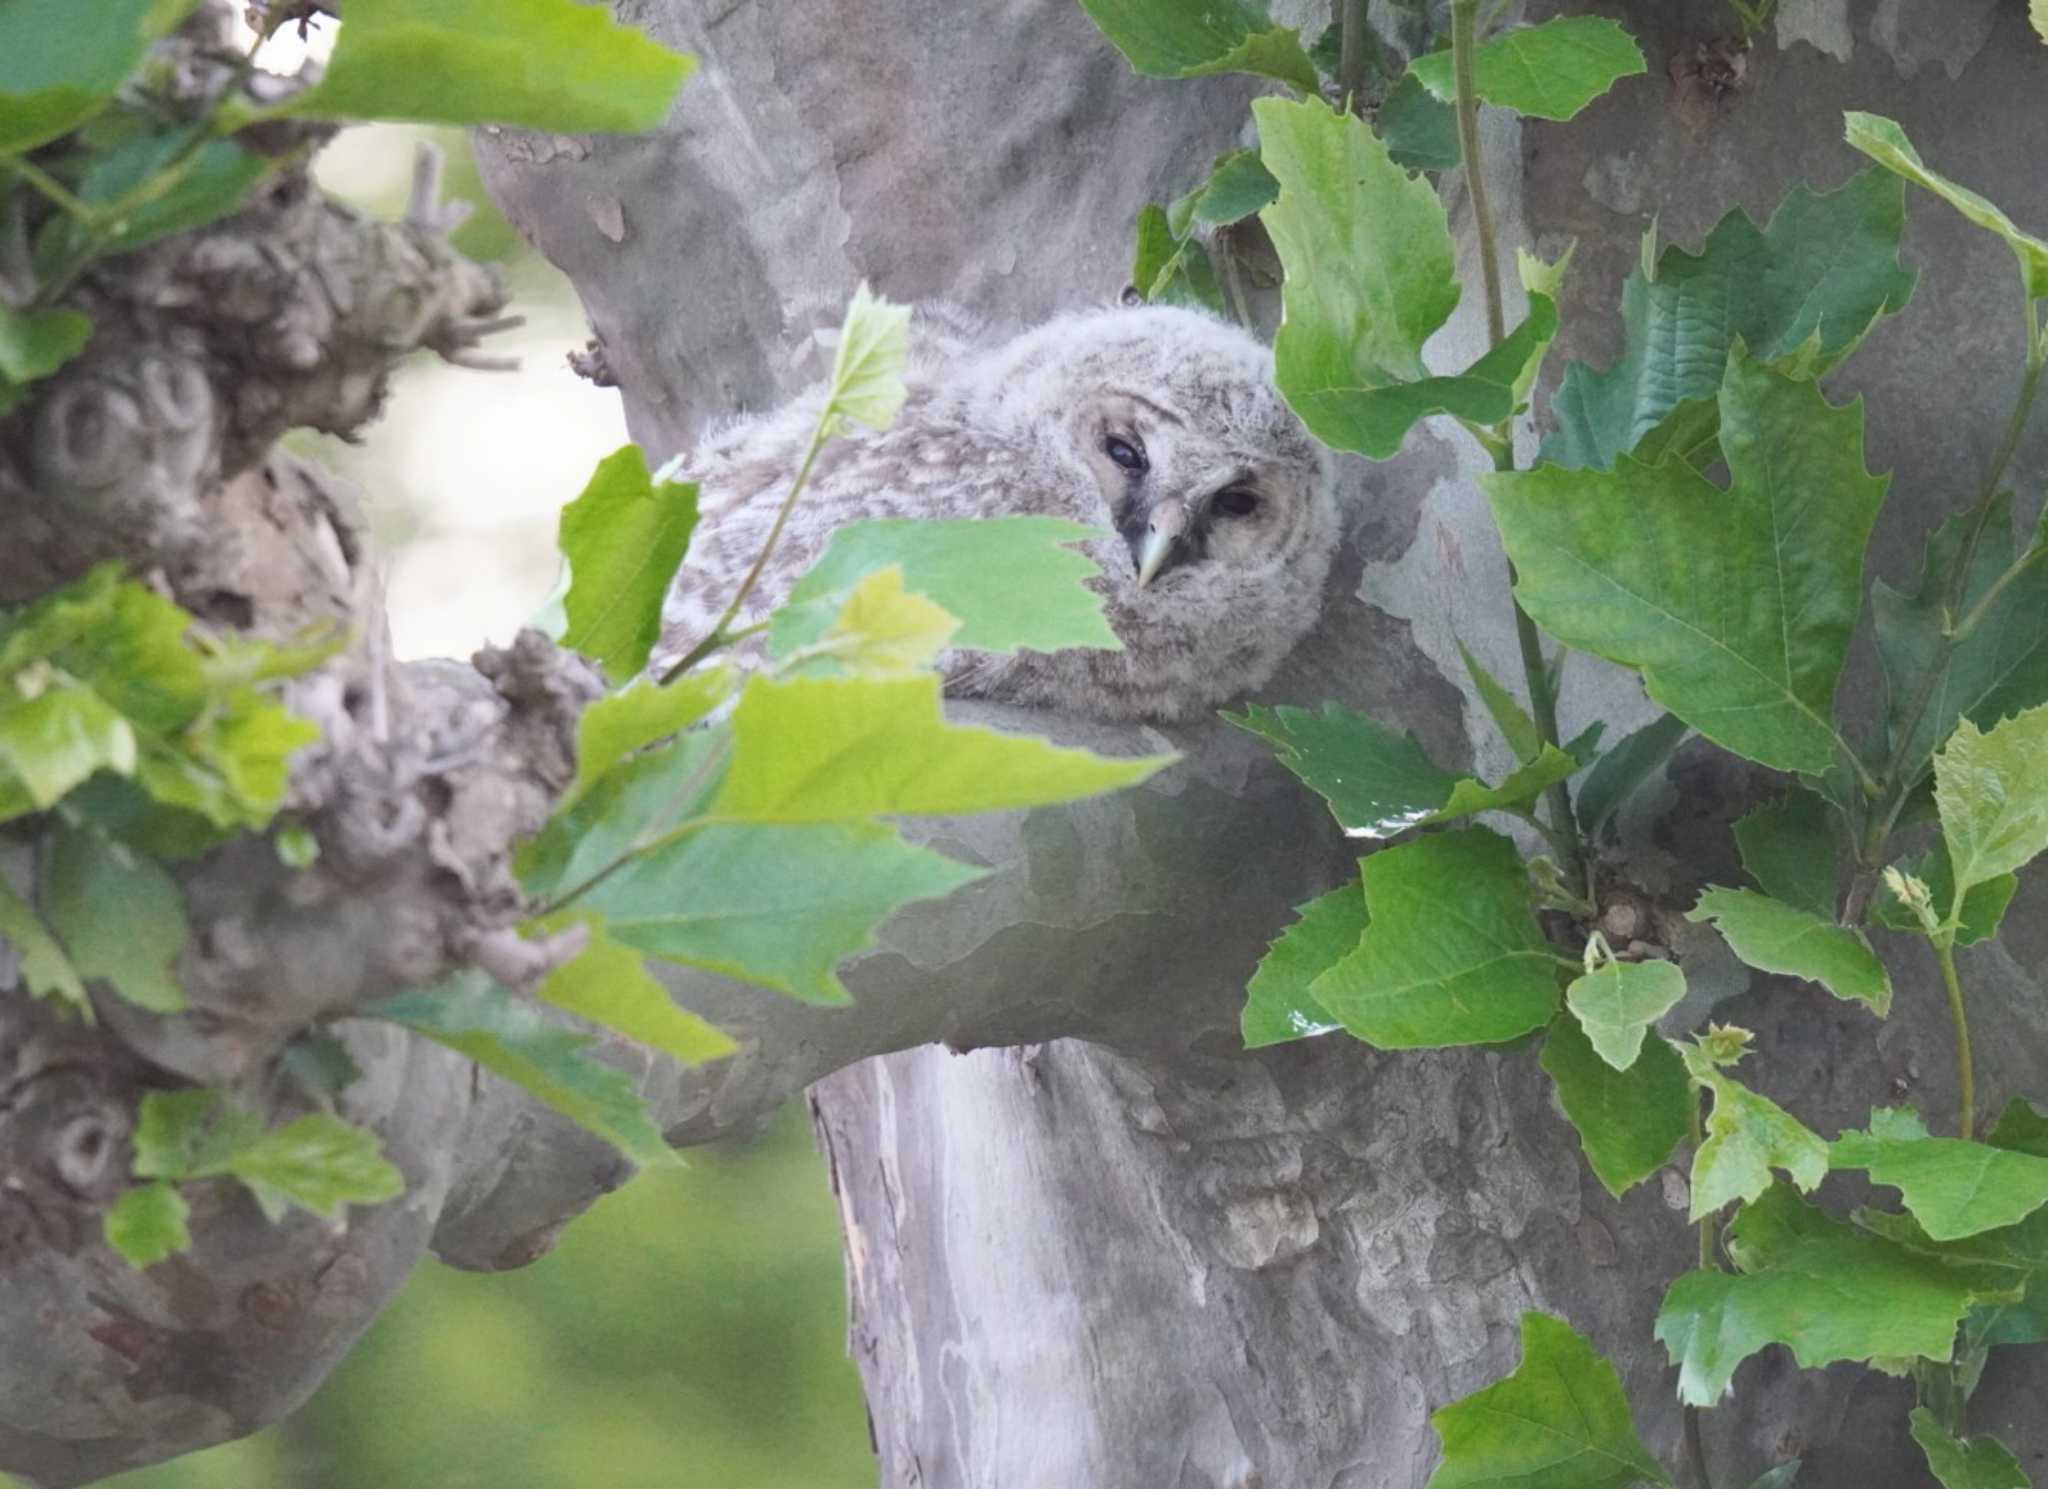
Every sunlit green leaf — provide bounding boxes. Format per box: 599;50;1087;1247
0;875;87;1016
1311;828;1558;1048
799;566;959;676
769;517;1118;657
131;1089;261;1178
0;303;92;413
1681;1041;1829;1218
1833;1108;2048;1243
821;281;910;435
103;1182;191;1268
373;976;675;1168
1241;882;1358;1048
1566;957;1685;1071
0;684;135;815
1492;351;1887;775
285;0;695;130
1909;1408;2029;1489
529;913;737;1066
1689;887;1890;1015
1541;169;1914;470
1872;494;2048;787
587;820;982;1006
1732;792;1836;919
43;824;186;1013
2034;0;2047;42
1933;707;2048;898
1656;1185;2012;1405
1872;846;2015;946
711;674;1169;822
1407;16;1645;122
559;446;699;685
1845;112;2048;301
221;1113;406;1223
1426;1311;1670;1489
1227;701;1575;837
1079;0;1320;92
563;668;730;815
0;0;197;152
1575;712;1688;834
1540;1016;1691;1198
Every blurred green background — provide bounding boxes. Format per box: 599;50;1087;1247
1;44;873;1484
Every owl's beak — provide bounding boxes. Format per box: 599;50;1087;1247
1134;499;1189;588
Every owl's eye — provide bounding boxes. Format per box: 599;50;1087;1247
1213;488;1262;518
1104;435;1147;473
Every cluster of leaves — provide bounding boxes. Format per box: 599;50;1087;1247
1085;0;2048;1483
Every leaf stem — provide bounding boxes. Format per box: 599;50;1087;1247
1449;0;1505;349
1950;541;2047;643
1934;937;1974;1141
1337;0;1375;113
1681;1094;1715;1486
660;422;831;683
0;157;96;223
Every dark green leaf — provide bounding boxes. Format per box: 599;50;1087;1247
1833;1108;2048;1242
1378;71;1459;172
1311;828;1559;1048
1540;1016;1691;1198
1575;712;1688;834
285;0;695;131
1732;792;1837;919
1657;1185;2013;1405
103;1181;191;1268
1241;882;1359;1048
559;446;699;685
42;824;186;1012
1688;887;1891;1015
1540;169;1915;471
372;976;675;1168
1079;0;1320;92
769;517;1118;658
1492;352;1887;775
515;728;726;904
1131;206;1229;316
0;0;196;152
1228;701;1576;837
1457;640;1541;763
1908;1408;2029;1489
1426;1312;1670;1489
1169;149;1280;232
1407;16;1646;122
0;875;87;1016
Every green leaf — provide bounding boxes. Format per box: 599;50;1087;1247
372;976;675;1168
1656;1185;2011;1405
1872;847;2015;946
1681;1042;1830;1218
1407;16;1645;122
1310;828;1559;1049
768;517;1118;657
798;566;960;676
1687;887;1891;1015
1457;640;1541;763
104;1182;191;1268
218;1112;405;1223
2034;0;2047;42
1574;712;1688;834
1832;1108;2048;1243
0;303;92;411
1492;351;1888;775
516;728;725;904
1227;701;1577;837
0;684;136;816
563;667;731;815
131;1089;261;1178
0;0;196;152
284;0;695;131
42;824;186;1013
1909;1409;2030;1489
1078;0;1320;92
710;674;1170;822
822;281;911;435
1427;1311;1670;1489
1131;207;1229;317
1257;95;1557;459
1732;793;1837;919
1872;494;2048;787
1540;1016;1692;1198
1845;112;2048;302
1168;149;1280;232
274;822;320;870
1540;169;1915;471
586;820;982;1006
1566;957;1685;1071
1934;707;2048;897
0;875;88;1015
529;913;737;1067
1378;71;1459;172
558;446;700;685
1241;883;1359;1048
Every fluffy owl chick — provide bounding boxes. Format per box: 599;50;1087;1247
658;304;1339;722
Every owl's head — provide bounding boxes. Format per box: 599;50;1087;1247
965;303;1337;598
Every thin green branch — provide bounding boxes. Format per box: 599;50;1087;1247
1337;0;1375;113
1;157;95;223
1935;938;1975;1141
1951;534;2047;642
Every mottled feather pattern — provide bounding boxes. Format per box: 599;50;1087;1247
656;304;1340;722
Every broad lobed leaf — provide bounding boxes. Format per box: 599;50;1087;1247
1688;887;1891;1016
557;446;700;685
1574;712;1688;835
1933;706;2048;901
1908;1408;2029;1489
1845;112;2048;302
103;1181;191;1268
1407;16;1646;122
1681;1041;1830;1219
1565;957;1685;1071
0;0;197;152
1541;1017;1692;1199
42;824;187;1013
1241;882;1358;1048
1079;0;1320;92
529;912;737;1067
1833;1108;2048;1243
1732;792;1837;920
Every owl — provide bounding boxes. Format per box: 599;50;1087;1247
656;303;1340;722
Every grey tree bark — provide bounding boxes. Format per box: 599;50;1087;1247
3;0;2047;1486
